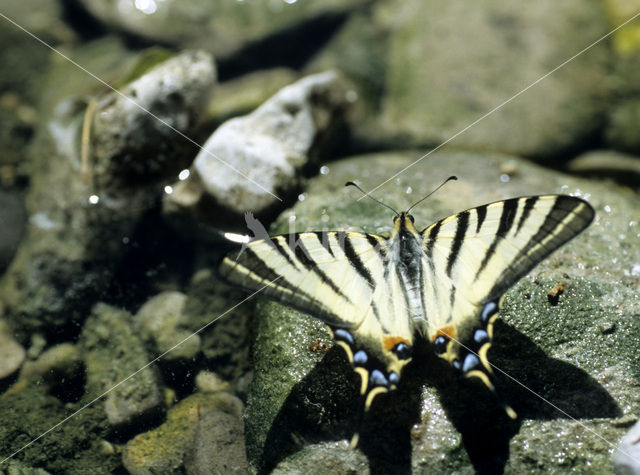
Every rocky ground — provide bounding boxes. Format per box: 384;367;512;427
0;0;639;473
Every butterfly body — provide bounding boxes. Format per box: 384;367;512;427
219;193;594;441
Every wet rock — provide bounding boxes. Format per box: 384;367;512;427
614;420;640;474
0;460;53;474
164;71;350;226
242;150;639;472
25;333;46;360
0;49;215;341
206;67;298;127
75;0;365;58
0;1;59;172
194;370;230;394
19;343;83;397
0;380;121;473
184;410;249;475
566;150;640;186
605;98;640;154
122;392;244;475
135;291;200;362
304;10;388;141
36;36;134;114
272;441;368;474
0;319;25;380
603;3;640;155
2;0;76;45
80;303;164;430
91;50;216;189
380;0;610;158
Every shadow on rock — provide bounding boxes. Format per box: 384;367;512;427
489;320;621;421
256;347;359;473
257;320;619;474
429;320;620;474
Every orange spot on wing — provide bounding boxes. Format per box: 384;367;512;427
383;336;410;351
434;325;456;340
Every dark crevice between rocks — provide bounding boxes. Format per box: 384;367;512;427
61;0;110;41
108;208;196;311
49;370;86;404
157;357;199;400
62;0;177;50
106;404;167;444
0;371;19;397
532;122;607;170
218;12;350;81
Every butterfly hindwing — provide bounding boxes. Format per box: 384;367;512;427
419;195;594;397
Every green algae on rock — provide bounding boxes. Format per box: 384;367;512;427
0;380;120;474
122;391;245;474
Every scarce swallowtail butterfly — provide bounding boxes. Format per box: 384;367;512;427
219;182;594;446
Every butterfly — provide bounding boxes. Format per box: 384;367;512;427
218;182;594;446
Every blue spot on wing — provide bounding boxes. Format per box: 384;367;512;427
474;329;489;344
370;369;389;387
481;301;498;322
334;329;355;345
462;353;481;373
353;350;368;365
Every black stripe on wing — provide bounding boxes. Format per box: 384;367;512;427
475;205;487;233
240;247;299;295
446;210;470;277
340;233;376;288
484;196;593;301
423;219;443;310
271;236;298;268
424;220;441;265
515;196;538;234
221;244;346;326
475;198;519;280
314;231;334;257
292;234;352;304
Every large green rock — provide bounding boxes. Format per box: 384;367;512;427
243;150;640;472
380;0;611;159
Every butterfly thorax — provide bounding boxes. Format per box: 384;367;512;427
389;213;427;325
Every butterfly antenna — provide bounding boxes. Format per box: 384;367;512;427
406;176;458;213
345;181;399;215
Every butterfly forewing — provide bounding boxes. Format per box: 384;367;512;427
221;232;373;327
418;195;594;388
420;195;594;335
